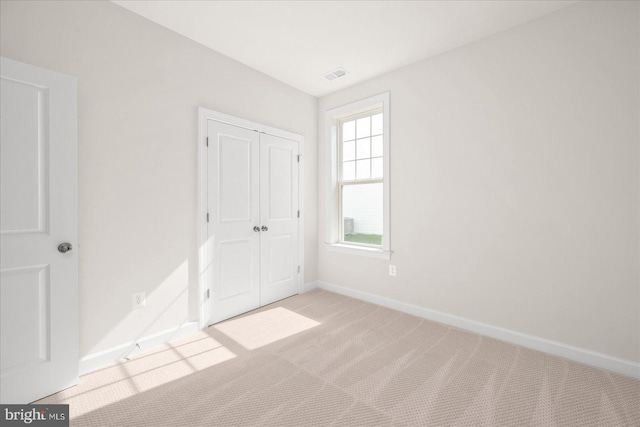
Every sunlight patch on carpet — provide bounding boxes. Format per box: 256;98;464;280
213;307;320;350
40;332;236;419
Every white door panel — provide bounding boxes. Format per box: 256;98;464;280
267;235;293;283
260;133;299;306
207;121;260;324
218;135;252;222
219;238;254;299
266;146;293;220
0;266;50;373
0;78;47;234
0;57;78;404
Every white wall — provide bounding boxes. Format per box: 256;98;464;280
319;1;639;363
0;0;318;358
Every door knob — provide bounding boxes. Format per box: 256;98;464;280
261;225;268;232
58;242;73;253
253;226;260;232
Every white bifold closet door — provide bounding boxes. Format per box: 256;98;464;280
207;120;299;325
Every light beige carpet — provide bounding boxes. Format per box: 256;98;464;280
38;289;639;426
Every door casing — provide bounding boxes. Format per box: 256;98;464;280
197;107;304;328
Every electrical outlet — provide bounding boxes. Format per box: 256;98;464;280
132;292;146;309
389;265;397;276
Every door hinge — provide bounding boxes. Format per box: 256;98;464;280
206;213;209;222
297;210;300;218
206;289;210;299
297;265;301;273
206;137;209;147
297;154;301;162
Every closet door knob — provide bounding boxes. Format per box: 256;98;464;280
253;226;260;232
261;225;268;232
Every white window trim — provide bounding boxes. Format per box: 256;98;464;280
324;92;391;259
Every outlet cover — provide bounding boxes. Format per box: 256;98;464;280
389;265;397;276
132;292;146;309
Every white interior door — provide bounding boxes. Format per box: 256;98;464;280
259;133;299;306
0;57;78;403
207;120;260;325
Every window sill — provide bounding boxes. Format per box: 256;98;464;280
324;243;391;260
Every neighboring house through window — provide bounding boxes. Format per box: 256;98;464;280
325;92;390;259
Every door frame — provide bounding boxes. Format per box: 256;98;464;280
197;107;304;328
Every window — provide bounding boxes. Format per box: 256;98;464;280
340;111;384;245
325;93;390;259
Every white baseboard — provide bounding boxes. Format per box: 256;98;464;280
302;281;318;293
316;281;640;379
79;321;200;375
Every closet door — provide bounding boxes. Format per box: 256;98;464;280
259;133;299;306
207;120;260;324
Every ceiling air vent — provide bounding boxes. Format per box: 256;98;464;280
323;67;348;81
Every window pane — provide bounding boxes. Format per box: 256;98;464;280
372;113;383;135
356;138;370;159
356;116;371;138
343;140;355;161
371;135;383;157
372;157;383;178
342;120;355;141
343;161;355;180
342;183;383;246
356;159;370;179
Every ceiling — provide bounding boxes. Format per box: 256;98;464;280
113;1;577;97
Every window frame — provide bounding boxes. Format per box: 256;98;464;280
324;92;391;259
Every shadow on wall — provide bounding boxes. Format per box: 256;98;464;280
81;256;194;360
